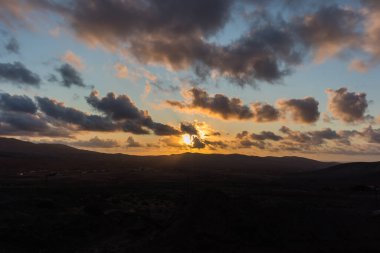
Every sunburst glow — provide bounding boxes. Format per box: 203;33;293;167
182;134;192;145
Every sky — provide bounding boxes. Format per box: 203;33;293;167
0;0;380;162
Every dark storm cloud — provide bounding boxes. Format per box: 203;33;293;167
0;92;71;137
72;136;119;148
0;62;40;86
0;111;70;137
36;96;117;132
147;122;181;136
209;26;301;85
87;91;180;136
66;0;233;43
326;88;369;123
86;91;146;121
55;63;86;88
0;93;37;114
0;91;180;138
277;97;320;124
0;112;49;132
5;37;20;54
121;121;150;135
22;0;304;86
36;94;180;136
167;88;254;120
86;91;154;134
5;1;380;84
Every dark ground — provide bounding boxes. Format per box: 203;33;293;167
1;138;380;252
1;175;380;253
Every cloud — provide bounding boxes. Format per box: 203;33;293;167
168;88;320;124
167;88;254;120
280;126;346;146
149;80;179;93
54;63;86;88
7;1;380;82
72;136;119;148
204;140;228;149
239;139;266;149
36;96;117;132
0;112;49;133
166;100;186;109
62;50;85;70
236;130;249;139
236;125;380;154
121;120;150;135
33;92;181;136
235;127;354;152
126;136;143;147
178;121;224;149
0;93;37;114
292;5;361;63
360;126;380;144
86;91;148;121
251;131;282;141
277;97;320;124
191;136;206;149
233;126;358;153
160;136;185;148
180;122;198;135
322;112;334;123
86;91;180;135
0;62;40;86
251;102;280;122
236;130;280;150
16;0;303;86
0;93;70;138
114;62;128;79
326;87;369;123
357;1;380;69
349;59;370;73
5;37;20;54
148;122;181;136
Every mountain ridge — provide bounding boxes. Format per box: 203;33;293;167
0;137;336;178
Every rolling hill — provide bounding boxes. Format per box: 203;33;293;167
0;137;335;180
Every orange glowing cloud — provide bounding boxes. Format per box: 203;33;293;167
62;50;85;70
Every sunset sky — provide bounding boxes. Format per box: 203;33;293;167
0;0;380;161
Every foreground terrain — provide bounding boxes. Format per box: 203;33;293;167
1;138;380;252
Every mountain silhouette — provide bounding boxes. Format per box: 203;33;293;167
0;137;333;179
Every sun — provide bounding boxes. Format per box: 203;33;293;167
182;134;192;145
